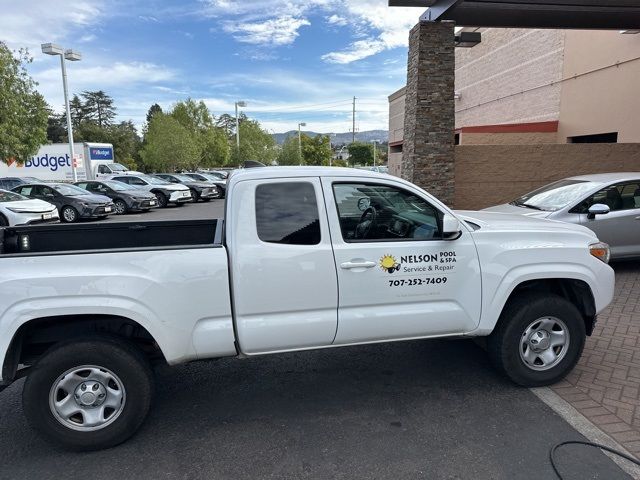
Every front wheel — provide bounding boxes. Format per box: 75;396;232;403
61;206;79;223
0;214;8;226
22;337;154;451
113;199;128;215
487;294;586;387
154;192;168;208
190;189;199;203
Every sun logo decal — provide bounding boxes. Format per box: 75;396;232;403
380;255;401;274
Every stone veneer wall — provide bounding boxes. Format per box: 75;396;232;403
401;21;456;206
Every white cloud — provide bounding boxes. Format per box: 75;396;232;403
0;0;104;49
203;0;421;63
222;15;311;46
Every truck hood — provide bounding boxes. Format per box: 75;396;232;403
482;203;553;219
456;210;597;238
1;199;56;213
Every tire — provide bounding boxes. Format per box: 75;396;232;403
113;199;128;215
154;192;168;208
190;189;200;203
487;293;586;387
61;206;79;223
22;336;154;451
0;214;8;226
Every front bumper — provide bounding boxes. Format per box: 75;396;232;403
169;190;192;203
80;203;115;218
198;187;220;200
131;198;158;210
8;209;59;226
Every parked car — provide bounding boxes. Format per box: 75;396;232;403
0;177;42;191
106;174;192;207
0;189;59;226
483;173;640;259
12;183;114;223
74;180;158;214
154;173;220;202
184;172;227;198
0;167;614;451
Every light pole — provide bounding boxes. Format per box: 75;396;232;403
371;140;378;167
41;43;82;182
298;122;306;166
235;101;246;162
328;133;336;167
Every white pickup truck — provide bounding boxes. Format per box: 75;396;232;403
0;167;614;451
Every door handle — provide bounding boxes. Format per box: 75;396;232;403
340;261;377;270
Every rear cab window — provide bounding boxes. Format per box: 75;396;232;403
255;182;321;245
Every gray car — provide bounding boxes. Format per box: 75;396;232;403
484;173;640;259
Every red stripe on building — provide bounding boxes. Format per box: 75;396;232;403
456;120;559;134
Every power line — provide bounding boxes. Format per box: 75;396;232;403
251;99;354;112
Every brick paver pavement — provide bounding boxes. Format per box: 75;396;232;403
552;260;640;457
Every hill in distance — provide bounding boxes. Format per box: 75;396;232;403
272;130;388;145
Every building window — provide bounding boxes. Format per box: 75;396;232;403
568;132;618;144
389;144;403;154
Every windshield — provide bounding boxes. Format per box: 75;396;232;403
109;163;128;172
201;173;224;182
511;180;598;212
142;175;170;185
172;174;195;182
103;180;134;191
0;190;27;202
55;184;92;196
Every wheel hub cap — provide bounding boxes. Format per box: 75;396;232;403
49;365;126;432
528;330;551;351
75;381;107;407
519;317;570;372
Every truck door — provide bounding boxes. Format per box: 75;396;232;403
321;178;482;345
228;178;338;354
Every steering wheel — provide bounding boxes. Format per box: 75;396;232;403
355;206;378;239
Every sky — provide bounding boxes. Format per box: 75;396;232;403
0;0;425;134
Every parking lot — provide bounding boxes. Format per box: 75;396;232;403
0;203;638;479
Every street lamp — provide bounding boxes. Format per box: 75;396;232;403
298;122;306;166
235;101;246;160
371;140;379;167
328;133;336;167
41;43;82;182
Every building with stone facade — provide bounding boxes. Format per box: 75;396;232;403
388;28;640;177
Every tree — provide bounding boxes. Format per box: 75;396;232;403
301;134;332;166
215;112;247;137
146;103;163;124
68;94;89;128
47;114;66;143
171;99;229;167
277;135;301;166
0;43;49;164
82;90;116;127
140;113;199;172
231;119;277;166
348;142;374;166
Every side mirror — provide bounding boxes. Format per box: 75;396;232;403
588;204;610;220
442;214;462;240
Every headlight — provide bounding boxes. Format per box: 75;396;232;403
7;207;32;213
590;242;610;264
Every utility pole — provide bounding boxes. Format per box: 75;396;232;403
235;101;246;162
298;122;307;166
352;96;357;144
371;140;377;167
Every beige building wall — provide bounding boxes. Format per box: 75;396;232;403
558;30;640;143
455;28;565;128
388;87;406;177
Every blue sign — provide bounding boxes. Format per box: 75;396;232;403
89;147;114;161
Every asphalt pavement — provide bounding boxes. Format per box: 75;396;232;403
0;199;632;479
0;340;630;479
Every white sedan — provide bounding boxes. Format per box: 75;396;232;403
0;189;59;226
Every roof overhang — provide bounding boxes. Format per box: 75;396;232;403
389;0;640;29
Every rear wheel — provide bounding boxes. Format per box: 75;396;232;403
0;214;8;226
113;199;128;215
22;337;153;451
61;206;79;223
487;293;586;387
154;192;168;208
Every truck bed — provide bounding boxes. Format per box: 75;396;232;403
0;219;223;256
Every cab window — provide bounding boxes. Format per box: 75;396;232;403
255;182;321;245
333;183;442;242
572;182;640;213
98;165;111;174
